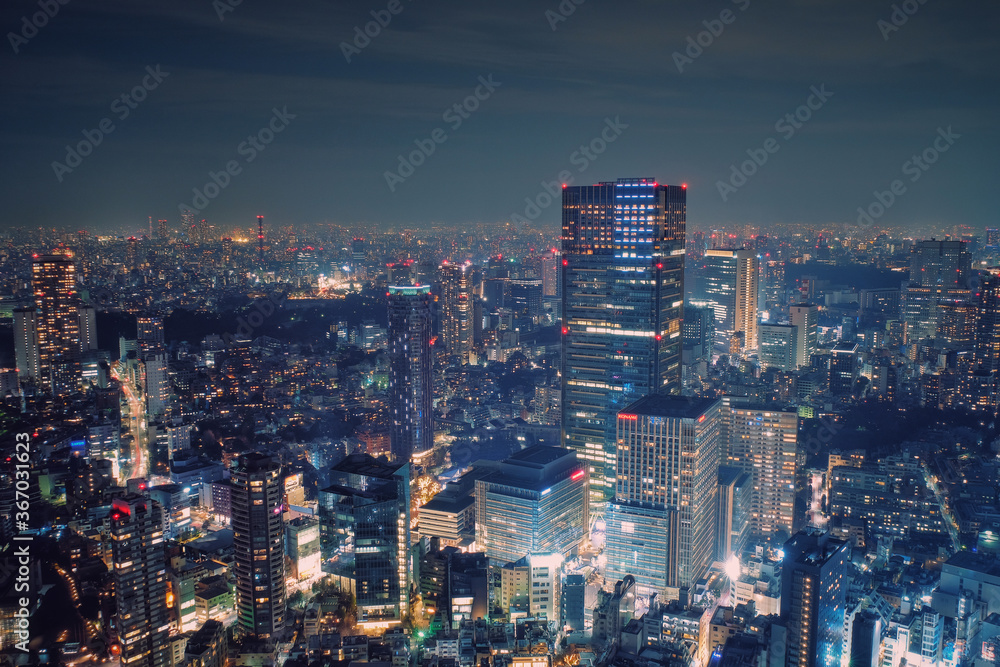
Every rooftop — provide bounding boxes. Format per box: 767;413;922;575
619;395;719;421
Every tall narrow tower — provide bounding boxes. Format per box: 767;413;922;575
388;285;434;463
110;494;170;667
439;262;472;365
231;453;286;640
257;215;265;265
561;178;686;510
32;252;81;397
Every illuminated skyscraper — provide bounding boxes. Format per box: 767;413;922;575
137;316;165;359
909;239;970;288
780;531;851;667
388;285;434;463
110;494;169;667
722;397;798;539
32;253;81;396
604;395;722;596
474;445;588;565
561;178;686;509
789;304;818;368
439;263;472;364
231;453;286;640
78;304;98;352
13;306;40;386
702;248;759;353
975;276;1000;374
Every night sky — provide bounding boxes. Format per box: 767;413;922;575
1;0;997;234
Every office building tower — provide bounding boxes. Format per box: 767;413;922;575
988;229;1000;248
850;610;882;667
318;454;411;626
499;553;564;624
475;445;588;565
563;574;586;632
683;305;715;361
759;324;798;371
13;307;40;385
910;239;971;288
156;219;168;239
717;465;752;562
723;397;798;540
830;342;860;395
32;253;82;396
561;178;686;509
789;304;818;369
137;316;165;359
79;304;98;352
780;531;851;667
859;288;901;320
936;299;976;348
509;279;543;320
126;237;139;268
439;263;472;364
604;396;722;596
110;494;170;667
702;248;759;353
540;250;560;297
975;276;1000;374
145;353;170;418
231;453;286;640
388;285;433;463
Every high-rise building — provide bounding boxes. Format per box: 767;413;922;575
702;248;759;353
145;353;170;418
438;263;472;364
285;516;321;581
137;316;165;359
759;324;798;371
110;494;170;667
716;465;752;562
789;304;818;369
79;304;98;352
475;446;588;565
231;453;286;640
13;306;40;386
540;250;560;298
318;454;412;626
722;397;798;540
975;276;1000;374
32;253;82;396
830;342;860;395
909;239;970;288
561;178;686;509
157;219;168;239
388;285;433;463
604;395;722;597
780;531;851;667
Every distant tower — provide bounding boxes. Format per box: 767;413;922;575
388;285;433;463
257;215;265;265
13;307;40;386
32;253;81;396
110;494;170;667
438;262;472;364
157;219;168;240
222;237;233;265
231;453;286;640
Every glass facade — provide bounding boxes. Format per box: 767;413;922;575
388;285;433;463
561;178;686;510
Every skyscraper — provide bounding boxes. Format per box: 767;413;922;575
32;253;81;396
13;306;40;386
231;453;286;640
780;531;851;667
474;445;588;565
78;304;98;352
604;395;722;596
722;396;798;540
388;285;434;463
438;263;472;365
318;454;412;626
758;323;798;371
561;178;686;509
975;276;1000;374
137;316;165;359
909;239;970;288
110;494;170;667
702;248;759;353
789;304;818;368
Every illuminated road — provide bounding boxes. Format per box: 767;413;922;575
111;364;148;481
